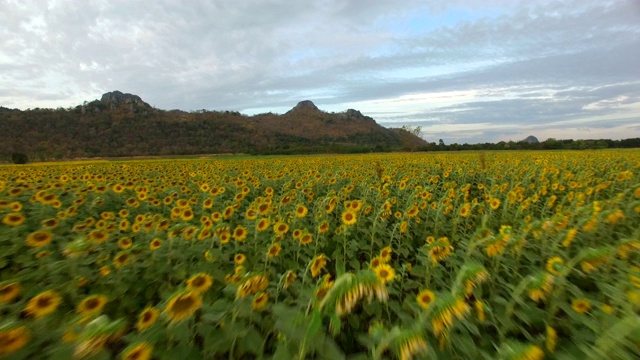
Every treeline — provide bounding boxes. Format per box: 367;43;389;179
417;137;640;152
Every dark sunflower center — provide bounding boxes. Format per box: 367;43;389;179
191;277;205;287
85;298;100;309
379;270;389;278
142;311;153;322
37;296;53;308
172;295;196;312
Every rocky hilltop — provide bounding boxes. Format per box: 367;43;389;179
0;92;426;160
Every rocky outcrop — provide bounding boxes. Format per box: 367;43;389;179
286;100;320;114
100;91;152;110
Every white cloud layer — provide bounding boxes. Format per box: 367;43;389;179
1;0;639;143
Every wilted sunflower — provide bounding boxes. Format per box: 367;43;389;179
0;281;21;303
76;295;108;318
374;264;395;284
282;270;296;289
24;290;62;318
25;231;53;248
136;307;160;331
310;254;328;278
2;212;26;227
121;342;153;360
186;273;213;293
266;243;282;258
164;291;202;323
416;290;435;309
0;325;29;356
252;292;269;311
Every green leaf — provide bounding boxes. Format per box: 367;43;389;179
238;326;263;355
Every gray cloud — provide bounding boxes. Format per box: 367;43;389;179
0;0;639;143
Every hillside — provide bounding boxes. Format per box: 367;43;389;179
0;91;426;160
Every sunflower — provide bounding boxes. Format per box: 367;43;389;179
292;229;303;239
136;307;160;331
118;237;133;250
546;257;564;275
2;213;26;227
256;217;271;232
76;295;108;318
222;206;235;220
252;292;269;311
299;233;313;245
0;281;21;304
374;264;395;284
571;298;591;314
341;211;357;226
219;230;231;244
121;342;153;360
24;230;53;248
149;238;162;251
379;246;392;262
310;254;328;278
475;300;485;322
295;205;308;218
24;290;62;318
267;243;282;258
405;205;419;218
429;239;453;264
234;253;246;265
100;266;111;276
489;198;501;210
41;218;59;228
417;290;435;309
459;203;471;217
186;273;213;293
233;225;247;242
273;222;289;236
113;252;130;269
164;290;202;323
546;326;557;353
0;325;29;356
88;230;109;244
317;220;329;234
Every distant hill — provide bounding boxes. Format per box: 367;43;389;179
0;91;426;160
522;135;539;143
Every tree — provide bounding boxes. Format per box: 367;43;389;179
11;152;29;164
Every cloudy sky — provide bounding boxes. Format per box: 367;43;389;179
1;0;639;144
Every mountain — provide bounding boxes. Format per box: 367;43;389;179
0;92;426;160
522;135;539;143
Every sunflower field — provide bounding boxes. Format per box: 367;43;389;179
1;150;639;360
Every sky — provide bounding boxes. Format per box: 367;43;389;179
1;0;639;144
